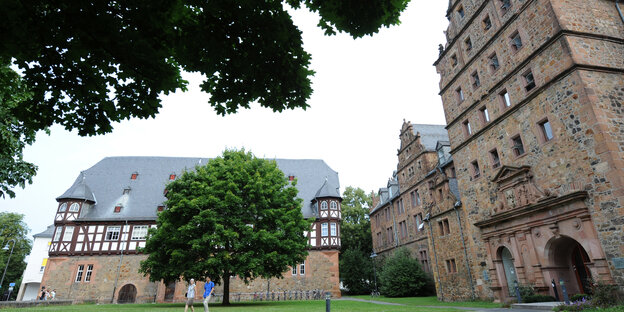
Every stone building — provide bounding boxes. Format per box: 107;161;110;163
434;0;624;302
370;122;477;300
40;156;342;303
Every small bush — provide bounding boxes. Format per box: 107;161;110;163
553;297;593;311
523;295;556;303
591;281;619;308
570;294;591;302
378;248;433;297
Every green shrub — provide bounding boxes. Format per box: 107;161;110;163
570;294;591;302
591;281;619;308
523;295;556;303
339;248;374;295
378;248;433;297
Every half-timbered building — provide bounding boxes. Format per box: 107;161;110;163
41;156;341;303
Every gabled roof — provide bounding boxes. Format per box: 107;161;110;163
33;224;55;238
58;157;340;221
411;124;449;151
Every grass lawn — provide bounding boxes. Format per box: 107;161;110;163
351;295;503;308
2;300;463;312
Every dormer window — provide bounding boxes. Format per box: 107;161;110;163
330;201;338;210
321;201;328;210
69;203;80;212
131;173;138;180
157;205;165;212
114;205;122;213
123;188;131;195
59;203;67;212
288;175;295;181
169;174;176;180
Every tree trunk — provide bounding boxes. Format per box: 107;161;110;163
222;273;230;305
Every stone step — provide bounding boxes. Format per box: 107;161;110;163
511;302;561;310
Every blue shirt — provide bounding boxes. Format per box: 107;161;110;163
204;281;215;298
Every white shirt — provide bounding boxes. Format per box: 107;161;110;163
187;284;196;298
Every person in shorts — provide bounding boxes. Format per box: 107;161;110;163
184;279;196;312
203;277;215;312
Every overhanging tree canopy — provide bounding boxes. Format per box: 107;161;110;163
138;149;310;305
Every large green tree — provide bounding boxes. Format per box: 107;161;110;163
0;0;410;199
339;186;374;294
139;149;309;305
0;213;32;300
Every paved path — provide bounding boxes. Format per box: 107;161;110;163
338;297;547;312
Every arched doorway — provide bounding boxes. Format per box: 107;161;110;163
117;284;137;304
548;236;592;295
499;247;518;297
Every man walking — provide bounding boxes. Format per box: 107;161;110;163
184;279;196;312
203;277;215;312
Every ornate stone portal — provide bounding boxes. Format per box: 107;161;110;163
476;166;613;301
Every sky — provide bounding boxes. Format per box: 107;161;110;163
0;2;450;240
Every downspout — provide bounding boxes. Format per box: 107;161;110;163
390;200;399;247
617;0;624;24
426;215;444;300
453;201;476;299
111;220;128;303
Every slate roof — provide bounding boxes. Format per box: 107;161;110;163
56;174;96;202
59;157;340;221
33;224;55;238
411;124;449;151
314;179;341;198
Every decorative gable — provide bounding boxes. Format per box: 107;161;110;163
491;166;552;213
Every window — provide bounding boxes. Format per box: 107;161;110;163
114;205;122;213
438;221;444;236
330;201;338;210
387;227;394;243
446;259;457;273
132;225;148;240
300;262;305;275
500;89;511;108
512;135;526;156
471;160;481;178
450;54;458;67
330;223;337;236
456;87;464;103
480;106;490;124
524;71;536;91
69;203;80;212
465;37;472;51
75;265;84;282
416;190;421;205
288;175;295;181
510;31;523;51
463;120;472;136
321;223;328;237
85;265;93;282
438;188;443;201
169;174;176;180
157;205;165;212
399;221;407;238
292;265;297;275
410;191;417;207
385;207;391;221
471;71;480;89
539;119;554;141
53;227;62;241
398;199;405;215
376;232;382;246
489;53;500;71
483;15;492;30
457;5;465;19
40;266;45;273
63;226;74;241
415;213;423;231
420;250;430;272
438;219;450;236
321;201;328;210
122;188;131;195
500;0;511;15
58;203;67;212
490;149;501;168
106;226;121;241
131;173;138;180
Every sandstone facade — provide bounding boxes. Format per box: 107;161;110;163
435;0;624;302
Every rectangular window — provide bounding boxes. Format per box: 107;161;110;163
131;225;148;240
463;120;472;136
490;149;501;169
387;227;394;243
451;54;458;67
489;53;500;71
483;15;492;30
465;37;472;51
105;226;121;241
524;71;536;91
438;188;443;201
385;208;390;221
410;191;416;207
471;71;480;88
446;259;457;273
456;87;464;103
420;250;429;272
376;232;382;246
300;262;305;275
85;264;93;282
539;120;554;141
415;214;423;231
416;190;421;205
500;0;511;14
292;265;297;275
75;264;84;282
512;135;525;156
438;221;445;236
457;5;465;19
443;219;450;235
40;266;45;273
510;31;523;51
330;223;337;236
399;199;405;214
53;227;62;242
114;205;122;213
480;106;490;124
63;226;74;241
500;90;511;108
321;223;328;237
471;160;480;178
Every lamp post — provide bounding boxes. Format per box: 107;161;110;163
370;252;378;296
0;239;16;300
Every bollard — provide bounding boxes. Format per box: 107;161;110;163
325;292;331;312
514;280;522;303
551;279;560;302
559;279;570;305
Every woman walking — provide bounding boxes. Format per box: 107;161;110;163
184;279;196;312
